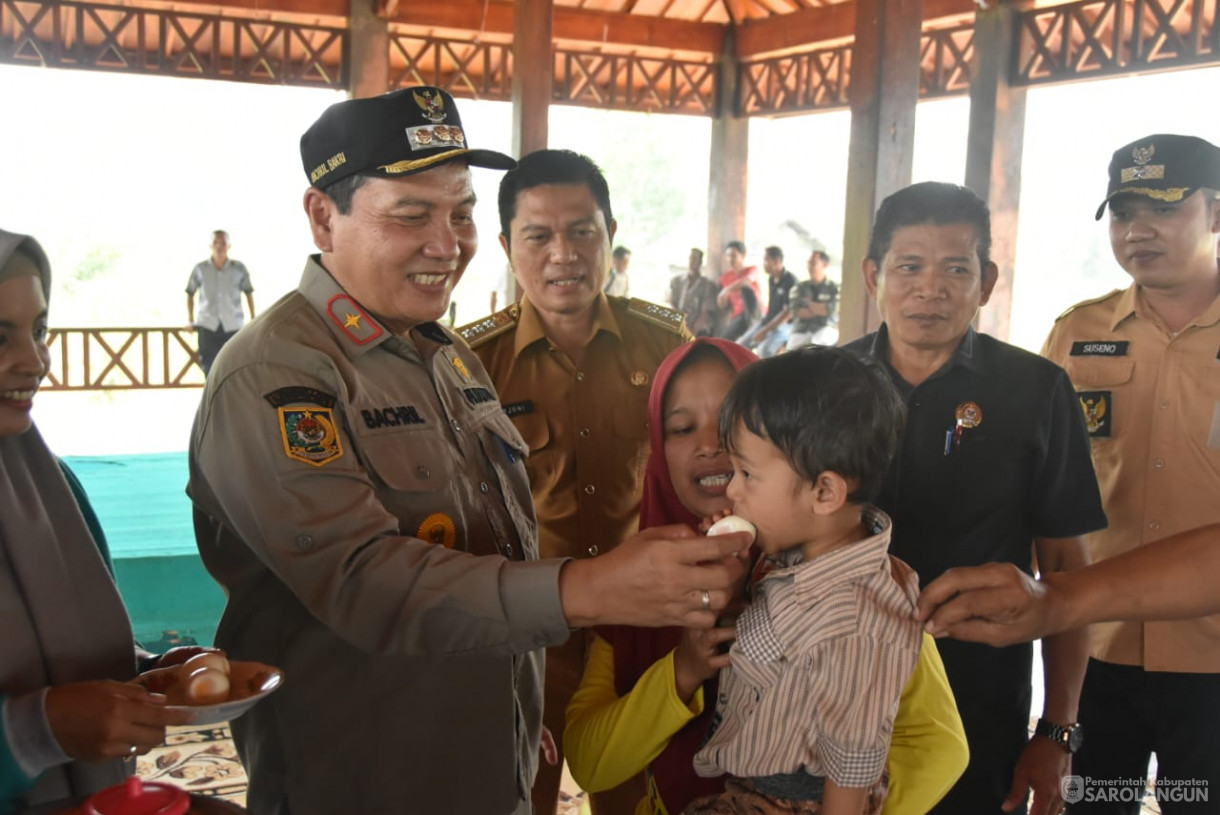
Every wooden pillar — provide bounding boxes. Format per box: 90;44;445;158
839;0;923;342
707;30;749;279
965;3;1026;342
348;0;389;99
512;0;553;159
506;0;554;303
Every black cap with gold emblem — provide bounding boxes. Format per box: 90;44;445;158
300;86;516;189
1095;133;1220;220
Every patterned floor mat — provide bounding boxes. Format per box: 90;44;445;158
138;723;1163;815
137;723;247;807
135;724;590;812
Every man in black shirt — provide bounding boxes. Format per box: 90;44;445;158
844;182;1106;815
786;248;839;349
740;245;798;357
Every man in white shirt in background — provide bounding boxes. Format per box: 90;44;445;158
186;229;255;374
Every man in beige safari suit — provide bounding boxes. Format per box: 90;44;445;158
188;88;748;815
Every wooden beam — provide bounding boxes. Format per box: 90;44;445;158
393;0;728;53
707;29;749;280
696;0;722;22
966;3;1026;342
151;0;348;19
157;0;726;52
349;0;390;98
723;0;751;24
735;0;972;58
511;0;553;303
838;0;923;342
512;0;552;159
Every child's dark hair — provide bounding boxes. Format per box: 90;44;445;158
718;346;905;503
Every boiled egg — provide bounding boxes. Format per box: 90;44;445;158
183;666;230;705
706;514;757;544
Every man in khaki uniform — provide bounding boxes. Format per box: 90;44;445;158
1043;134;1220;813
460;149;692;814
188;89;747;815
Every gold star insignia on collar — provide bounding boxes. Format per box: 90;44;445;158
344;312;362;330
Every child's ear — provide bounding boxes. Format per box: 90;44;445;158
808;471;850;516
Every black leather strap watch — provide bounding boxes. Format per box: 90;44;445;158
1034;718;1083;754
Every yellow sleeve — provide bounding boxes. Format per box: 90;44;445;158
565;634;705;794
882;632;970;815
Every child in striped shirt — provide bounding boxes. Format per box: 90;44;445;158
688;346;922;815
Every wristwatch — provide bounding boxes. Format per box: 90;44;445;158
1034;718;1083;754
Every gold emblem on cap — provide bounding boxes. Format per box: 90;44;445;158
412;89;447;124
381;149;472;175
1121;165;1165;183
1121;144;1165;183
631;371;649;387
955;401;982;428
406;125;467;152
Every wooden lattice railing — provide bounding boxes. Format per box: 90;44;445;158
44;327;204;390
388;31;513;101
738;21;976;115
553;48;718;115
1015;0;1219;85
0;0;347;87
5;0;1216;117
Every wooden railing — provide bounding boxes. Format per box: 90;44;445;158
0;0;347;88
1015;0;1219;86
44;327;204;390
5;0;1218;119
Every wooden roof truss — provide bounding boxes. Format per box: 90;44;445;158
1;0;1216;114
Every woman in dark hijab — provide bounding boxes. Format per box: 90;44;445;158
0;230;190;813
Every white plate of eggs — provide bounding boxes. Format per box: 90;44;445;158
130;652;284;725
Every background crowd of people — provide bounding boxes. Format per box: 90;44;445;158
661;241;840;357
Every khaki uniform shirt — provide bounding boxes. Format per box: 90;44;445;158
188;257;571;815
1043;281;1220;673
460;294;691;561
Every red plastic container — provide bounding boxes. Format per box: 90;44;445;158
81;777;190;815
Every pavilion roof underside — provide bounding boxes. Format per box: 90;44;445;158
1;0;1215;115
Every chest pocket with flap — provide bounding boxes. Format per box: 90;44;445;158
1065;357;1134;441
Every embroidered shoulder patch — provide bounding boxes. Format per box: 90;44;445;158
627;298;687;335
264;386;336;408
457;305;519;349
327;294;384;345
462;386;496;406
279;407;344;466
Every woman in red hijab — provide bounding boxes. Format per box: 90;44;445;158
564;338;970;815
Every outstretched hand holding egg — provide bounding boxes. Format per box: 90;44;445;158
671;512;759;702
